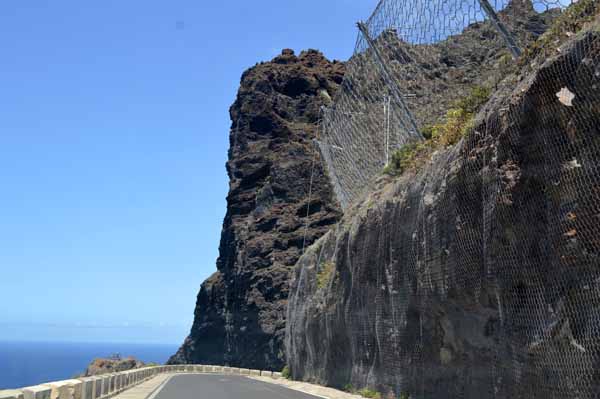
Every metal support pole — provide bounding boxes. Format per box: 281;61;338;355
357;22;422;141
384;97;387;165
384;95;391;165
478;0;522;58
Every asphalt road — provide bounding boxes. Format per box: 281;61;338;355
152;374;322;399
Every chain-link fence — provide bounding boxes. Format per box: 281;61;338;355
290;0;600;398
319;0;573;209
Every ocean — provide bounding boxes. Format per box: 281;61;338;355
0;341;178;390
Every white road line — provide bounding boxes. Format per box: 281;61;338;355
145;375;175;399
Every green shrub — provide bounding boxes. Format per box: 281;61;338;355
281;365;291;379
498;51;513;66
316;260;336;289
383;142;425;176
433;85;490;147
384;85;490;177
342;383;385;399
454;86;490;114
420;125;436;140
358;388;382;399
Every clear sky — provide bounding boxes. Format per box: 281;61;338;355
0;1;377;345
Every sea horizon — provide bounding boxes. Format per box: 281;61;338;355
0;340;178;390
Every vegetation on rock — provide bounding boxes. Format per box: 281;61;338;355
383;86;490;177
343;384;384;399
281;365;291;379
357;388;383;399
316;260;336;289
520;0;600;65
78;355;145;377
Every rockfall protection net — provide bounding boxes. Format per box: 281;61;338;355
319;0;574;209
308;0;600;398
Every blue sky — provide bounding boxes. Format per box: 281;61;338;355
0;0;377;344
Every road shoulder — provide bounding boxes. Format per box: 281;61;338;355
111;374;173;399
248;376;363;399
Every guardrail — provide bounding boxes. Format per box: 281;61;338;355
0;365;283;399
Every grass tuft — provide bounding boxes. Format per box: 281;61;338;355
383;86;490;177
357;388;382;399
343;383;356;393
316;260;336;289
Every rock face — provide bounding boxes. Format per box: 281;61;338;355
372;0;559;129
169;50;344;370
319;0;559;209
287;14;600;399
79;356;145;377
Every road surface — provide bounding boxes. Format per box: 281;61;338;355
152;374;323;399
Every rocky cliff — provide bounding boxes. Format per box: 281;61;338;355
78;356;145;377
287;5;600;399
377;0;560;128
169;50;344;370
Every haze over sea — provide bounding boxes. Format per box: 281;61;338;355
0;341;177;390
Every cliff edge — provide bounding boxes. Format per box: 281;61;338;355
78;356;146;377
169;49;344;370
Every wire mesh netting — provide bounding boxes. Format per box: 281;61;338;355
289;0;600;398
319;0;574;209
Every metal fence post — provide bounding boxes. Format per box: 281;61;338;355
478;0;522;58
357;22;422;141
